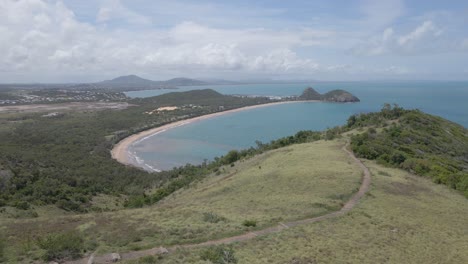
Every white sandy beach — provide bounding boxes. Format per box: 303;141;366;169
111;100;318;169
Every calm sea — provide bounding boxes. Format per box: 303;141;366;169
125;81;468;171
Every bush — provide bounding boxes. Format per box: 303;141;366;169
203;212;226;223
139;255;160;263
242;219;257;227
14;201;30;210
223;150;240;164
200;246;237;264
56;199;83;212
0;237;5;262
36;231;84;261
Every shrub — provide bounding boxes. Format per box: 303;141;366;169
56;199;83;212
223;150;240;164
203;212;226;223
200;246;237;264
377;171;391;177
14;201;30;210
242;219;257;227
0;237;5;262
36;231;84;261
139;255;160;263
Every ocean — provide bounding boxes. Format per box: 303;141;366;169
125;81;468;171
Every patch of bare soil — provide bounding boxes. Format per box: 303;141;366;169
0;102;132;113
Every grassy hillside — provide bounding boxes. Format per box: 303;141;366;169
0;140;362;262
348;104;468;197
1;105;467;263
150;160;468;264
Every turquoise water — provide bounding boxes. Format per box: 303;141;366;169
127;81;468;171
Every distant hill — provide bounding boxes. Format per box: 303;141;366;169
299;87;322;100
94;75;215;91
97;75;172;91
299;87;360;102
162;77;209;86
322;89;360;102
102;75;155;85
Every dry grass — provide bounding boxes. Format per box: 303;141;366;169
1;140;362;262
152;160;468;264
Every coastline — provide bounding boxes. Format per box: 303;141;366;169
111;100;319;171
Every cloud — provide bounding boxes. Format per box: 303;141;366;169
462;39;468;50
1;0;466;81
97;0;151;25
350;20;467;56
397;21;442;46
0;0;341;80
359;0;405;28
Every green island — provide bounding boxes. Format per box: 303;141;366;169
0;90;467;263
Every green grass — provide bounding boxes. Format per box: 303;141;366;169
154;160;468;264
0;140;362;262
2;136;467;263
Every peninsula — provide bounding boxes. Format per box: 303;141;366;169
111;88;360;170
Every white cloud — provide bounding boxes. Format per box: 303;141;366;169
0;0;341;80
375;66;409;75
398;21;442;46
350;20;462;56
1;0;466;81
359;0;405;29
382;28;394;42
97;0;151;25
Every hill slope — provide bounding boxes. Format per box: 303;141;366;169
1;140;363;262
1;106;467;263
322;89;360;102
348;105;468;197
162;77;209;86
94;75;211;91
102;75;155;85
299;87;360;102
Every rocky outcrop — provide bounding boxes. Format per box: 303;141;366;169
111;253;121;262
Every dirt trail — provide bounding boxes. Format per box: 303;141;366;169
67;142;371;264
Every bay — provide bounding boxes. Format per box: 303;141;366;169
126;81;468;171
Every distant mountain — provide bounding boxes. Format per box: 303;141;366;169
96;75;171;91
92;75;217;91
162;77;209;86
102;75;155;85
299;87;360;102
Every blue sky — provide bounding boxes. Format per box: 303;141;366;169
1;0;467;82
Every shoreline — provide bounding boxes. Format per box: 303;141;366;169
111;100;319;171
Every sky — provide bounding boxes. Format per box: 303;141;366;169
1;0;468;82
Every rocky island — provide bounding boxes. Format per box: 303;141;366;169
299;87;360;102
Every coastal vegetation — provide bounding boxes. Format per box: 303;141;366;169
1;140;362;262
0;89;466;263
154;159;467;264
347;104;468;197
0;90;272;213
0;87;358;214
